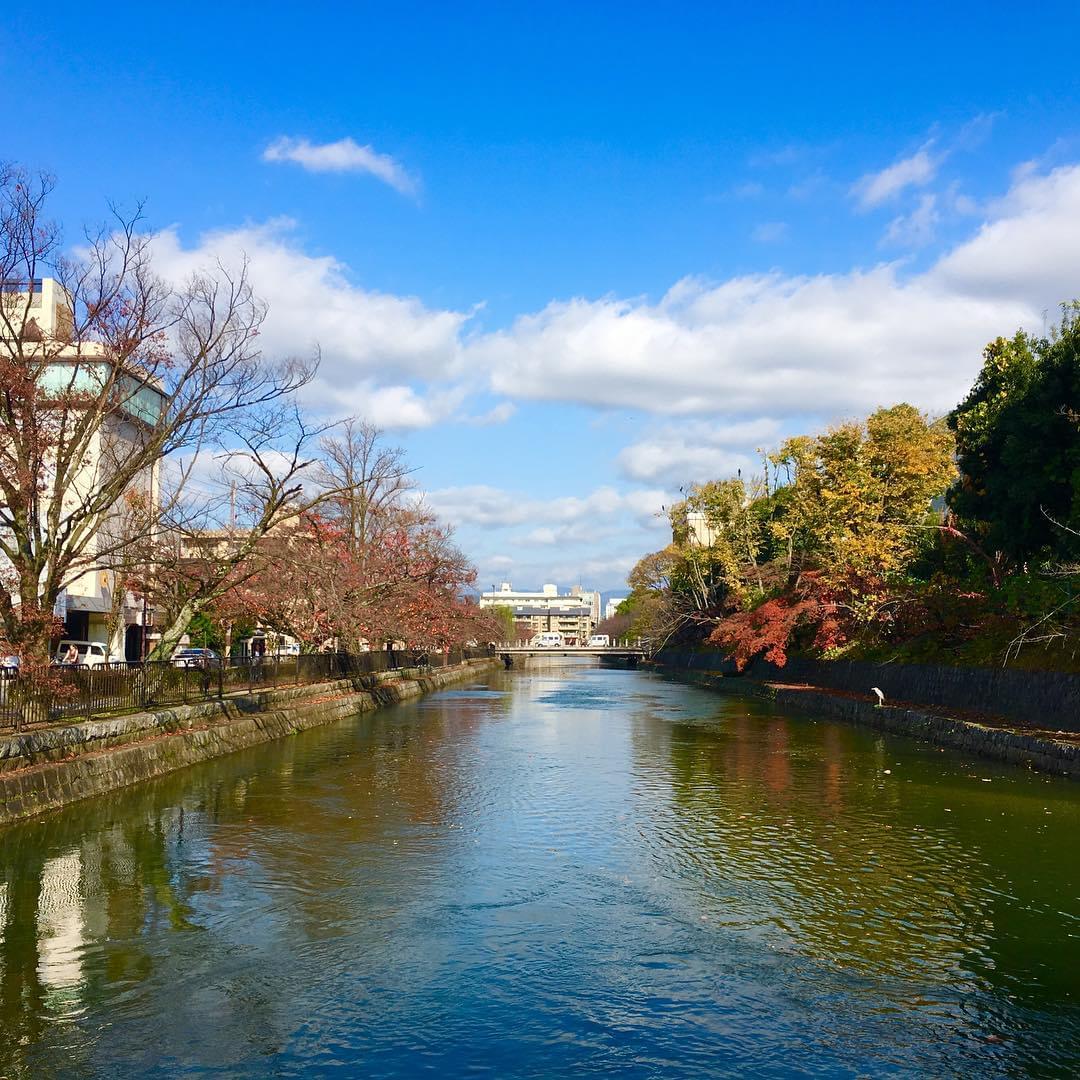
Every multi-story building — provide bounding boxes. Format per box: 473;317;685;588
605;597;627;621
479;582;597;645
1;278;165;660
570;585;601;626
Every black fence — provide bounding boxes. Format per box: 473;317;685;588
0;647;493;734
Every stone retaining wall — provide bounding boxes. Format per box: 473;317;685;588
655;648;1080;731
652;660;1079;778
0;659;496;826
766;685;1080;778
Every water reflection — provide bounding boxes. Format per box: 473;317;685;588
628;689;1080;1069
0;668;1076;1078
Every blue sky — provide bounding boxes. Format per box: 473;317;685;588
6;2;1080;595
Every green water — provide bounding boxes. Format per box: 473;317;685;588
0;661;1077;1077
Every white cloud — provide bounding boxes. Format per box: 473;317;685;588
882;193;940;248
546;552;642;585
469;163;1080;419
749;143;815;168
309;381;466;430
470;268;1006;418
787;171;830;200
954;111;1001;152
149;220;468;427
852;143;939;209
423;484;669;531
618;419;780;483
933;163;1080;305
150;161;1080;435
262;136;418;196
464;401;517;426
428;483;671;593
521;522;617;546
523;527;558;545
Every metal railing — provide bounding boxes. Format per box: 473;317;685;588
0;647;494;734
492;639;646;650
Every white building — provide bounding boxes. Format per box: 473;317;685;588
1;278;164;659
479;582;598;645
605;597;627;621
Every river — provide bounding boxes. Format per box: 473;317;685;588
0;660;1077;1077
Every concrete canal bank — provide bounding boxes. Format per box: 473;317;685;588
652;650;1080;778
0;658;497;825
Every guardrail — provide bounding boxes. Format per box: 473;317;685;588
492;640;645;650
0;647;494;733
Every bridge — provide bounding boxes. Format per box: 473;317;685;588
496;645;647;665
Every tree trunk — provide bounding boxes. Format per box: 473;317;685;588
149;599;200;661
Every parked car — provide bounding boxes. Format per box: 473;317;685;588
172;647;223;670
531;632;564;648
53;640;111;668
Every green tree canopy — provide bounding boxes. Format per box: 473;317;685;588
948;308;1080;563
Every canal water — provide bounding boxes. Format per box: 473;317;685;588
0;660;1078;1078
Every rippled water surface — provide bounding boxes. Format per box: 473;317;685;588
1;660;1078;1077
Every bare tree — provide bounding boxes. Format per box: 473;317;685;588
316;418;415;559
140;405;354;659
148;422;483;657
0;166;313;660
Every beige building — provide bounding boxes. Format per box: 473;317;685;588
2;278;165;660
479;582;598;644
684;511;717;548
570;585;601;625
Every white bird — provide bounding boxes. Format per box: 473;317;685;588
872;687;885;708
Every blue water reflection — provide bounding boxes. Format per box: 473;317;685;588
0;661;1077;1077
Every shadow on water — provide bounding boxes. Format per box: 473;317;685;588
0;662;1077;1078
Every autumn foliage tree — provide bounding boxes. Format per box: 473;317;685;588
142;424;493;656
621;404;957;666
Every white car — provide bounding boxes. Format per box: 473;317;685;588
54;640;111;668
588;634;610;648
531;633;564;648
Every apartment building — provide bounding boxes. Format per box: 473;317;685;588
2;278;165;660
479;582;597;644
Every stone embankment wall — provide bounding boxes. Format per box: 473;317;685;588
765;684;1080;778
656;649;1080;731
653;650;1080;778
0;659;495;826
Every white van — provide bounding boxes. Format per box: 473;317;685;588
532;632;564;649
54;640;111;667
588;634;610;648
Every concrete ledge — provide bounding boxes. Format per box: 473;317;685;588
651;664;1080;779
0;659;496;826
